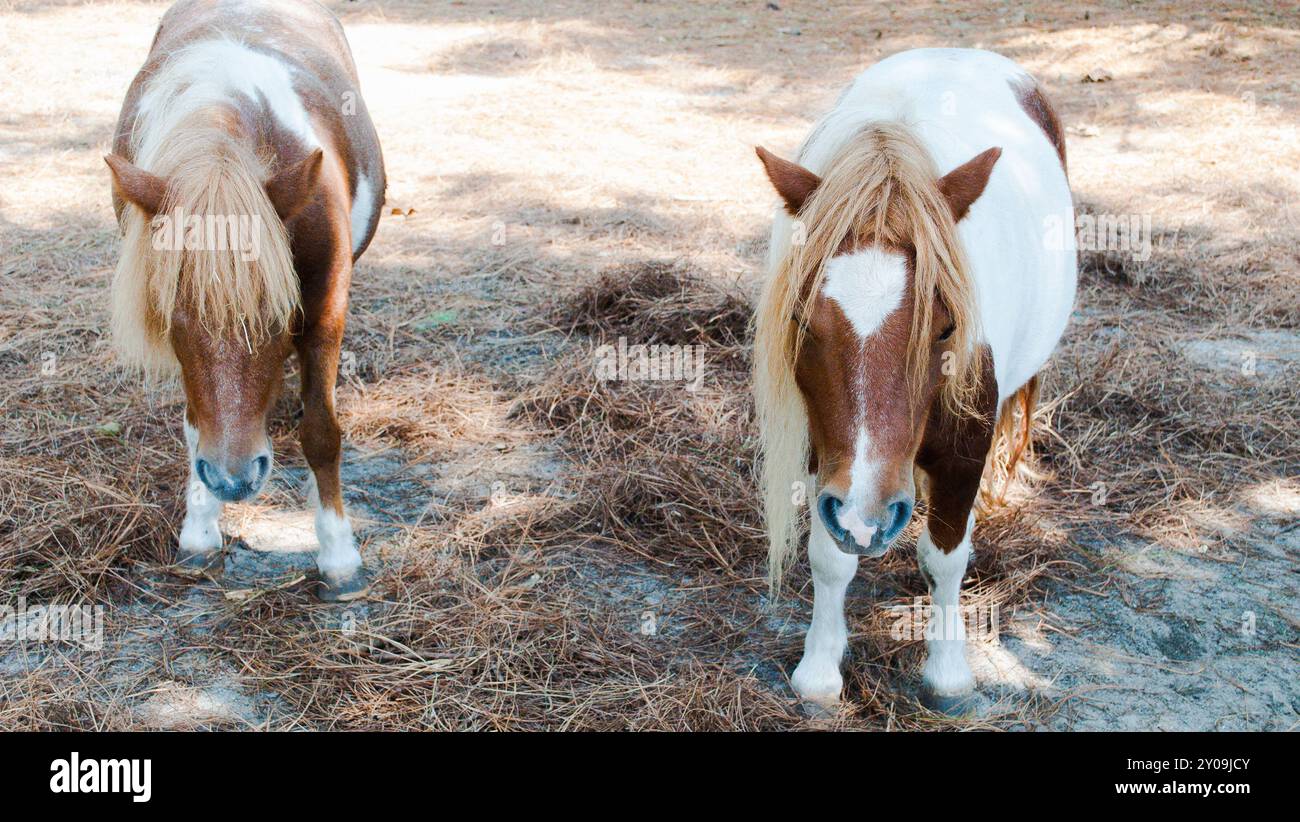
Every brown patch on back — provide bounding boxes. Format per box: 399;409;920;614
111;0;386;263
1011;77;1067;173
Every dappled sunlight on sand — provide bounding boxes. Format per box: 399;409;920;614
1242;477;1300;520
970;640;1054;693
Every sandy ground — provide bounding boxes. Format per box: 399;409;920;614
0;0;1296;730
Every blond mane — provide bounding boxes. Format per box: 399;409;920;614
112;108;299;376
754;122;984;593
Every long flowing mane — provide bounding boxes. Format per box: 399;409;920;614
112;105;299;376
753;121;984;592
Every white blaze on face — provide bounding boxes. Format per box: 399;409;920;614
821;247;909;513
820;247;908;339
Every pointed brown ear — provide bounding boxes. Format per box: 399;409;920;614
105;154;166;216
755;146;821;215
265;148;323;222
937;147;1002;222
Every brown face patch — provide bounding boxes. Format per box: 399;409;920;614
795;245;950;505
1011;77;1067;173
171;303;289;471
794;285;867;483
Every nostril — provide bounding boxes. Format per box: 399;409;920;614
884;499;913;540
251;455;270;481
817;493;847;541
195;459;215;489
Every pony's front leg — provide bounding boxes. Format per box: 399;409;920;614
914;370;995;715
176;416;225;574
297;333;366;602
791;516;858;708
917;508;976;713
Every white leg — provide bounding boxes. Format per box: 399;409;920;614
917;511;975;698
308;476;361;585
179;419;222;554
791;517;859;706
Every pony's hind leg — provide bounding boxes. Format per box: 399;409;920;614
176;416;226;574
297;333;366;601
791;515;858;708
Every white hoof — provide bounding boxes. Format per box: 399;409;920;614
921;650;977;715
921;654;974;698
792;658;844;708
179;516;222;555
314;506;361;586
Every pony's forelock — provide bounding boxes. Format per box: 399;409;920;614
111;109;299;377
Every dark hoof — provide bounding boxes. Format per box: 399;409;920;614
171;548;225;578
317;568;371;602
920;687;979;717
797;698;838;720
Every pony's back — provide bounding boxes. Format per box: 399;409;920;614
772;48;1076;404
109;0;386;375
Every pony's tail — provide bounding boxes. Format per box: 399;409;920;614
977;375;1043;515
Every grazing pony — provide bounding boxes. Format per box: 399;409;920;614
753;49;1075;711
106;0;385;600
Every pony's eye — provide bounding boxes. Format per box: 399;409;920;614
937;323;956;342
796;317;816;343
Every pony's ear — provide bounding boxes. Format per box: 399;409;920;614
755;146;821;215
105;154;166;216
265;148;323;222
937;147;1002;222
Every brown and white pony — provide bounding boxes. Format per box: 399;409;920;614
106;0;385;600
754;48;1076;712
